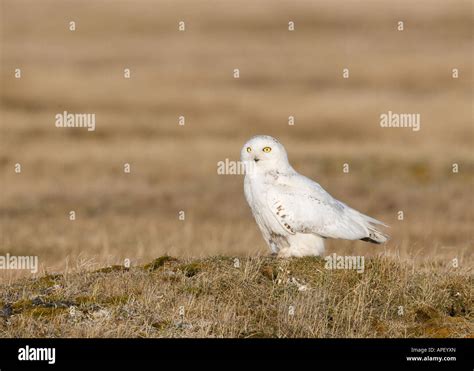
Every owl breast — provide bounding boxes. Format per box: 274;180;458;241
244;175;290;252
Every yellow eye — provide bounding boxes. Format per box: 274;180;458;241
246;147;252;153
262;147;272;153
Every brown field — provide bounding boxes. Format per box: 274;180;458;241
0;0;472;337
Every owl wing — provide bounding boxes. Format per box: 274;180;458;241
266;178;387;242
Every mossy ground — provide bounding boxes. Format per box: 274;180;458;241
0;255;472;338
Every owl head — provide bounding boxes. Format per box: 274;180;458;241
240;135;291;173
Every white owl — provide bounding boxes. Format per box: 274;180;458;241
241;135;388;257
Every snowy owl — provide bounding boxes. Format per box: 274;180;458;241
241;135;388;258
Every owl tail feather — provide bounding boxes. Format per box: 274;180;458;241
348;209;389;244
360;226;389;244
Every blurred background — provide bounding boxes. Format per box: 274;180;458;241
1;0;472;279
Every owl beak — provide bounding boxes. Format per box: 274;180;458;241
254;157;260;163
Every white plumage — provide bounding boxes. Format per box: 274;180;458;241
241;135;388;257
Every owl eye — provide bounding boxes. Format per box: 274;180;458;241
246;147;252;153
262;147;272;153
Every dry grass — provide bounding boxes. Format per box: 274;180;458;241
0;255;472;338
0;0;473;337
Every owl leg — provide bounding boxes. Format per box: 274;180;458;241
279;233;326;257
268;239;279;254
277;247;294;258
